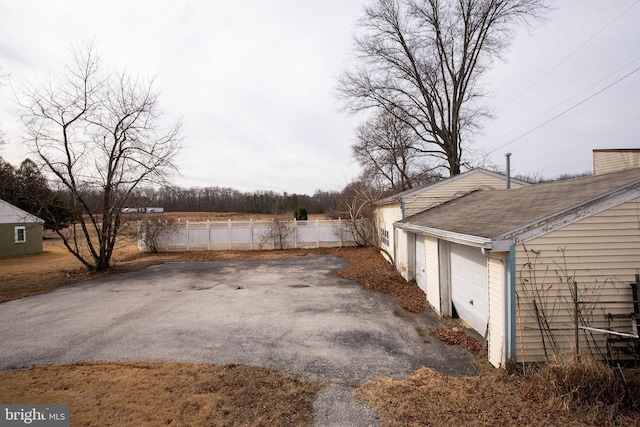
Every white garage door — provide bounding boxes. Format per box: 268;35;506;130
450;243;488;335
415;235;426;293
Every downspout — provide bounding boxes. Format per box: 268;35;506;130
506;245;516;362
482;245;517;367
400;198;405;219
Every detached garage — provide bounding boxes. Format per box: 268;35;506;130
374;168;528;269
0;199;45;258
396;167;640;368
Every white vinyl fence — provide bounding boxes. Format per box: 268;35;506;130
138;218;359;252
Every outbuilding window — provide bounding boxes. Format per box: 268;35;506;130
14;226;26;243
380;228;389;247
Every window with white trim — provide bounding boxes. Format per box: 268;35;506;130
380;228;389;247
14;226;26;243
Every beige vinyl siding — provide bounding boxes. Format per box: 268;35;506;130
514;197;640;363
376;203;402;262
425;236;440;313
404;174;526;217
593;149;640;175
487;255;506;368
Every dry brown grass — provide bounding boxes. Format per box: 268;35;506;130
520;354;640;416
0;362;323;426
1;215;638;426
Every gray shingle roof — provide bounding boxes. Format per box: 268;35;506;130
398;168;640;239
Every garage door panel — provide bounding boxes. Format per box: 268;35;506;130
450;243;488;334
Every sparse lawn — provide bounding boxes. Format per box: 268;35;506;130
0;362;323;426
0;218;638;426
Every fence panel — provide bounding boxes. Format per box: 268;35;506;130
138;218;357;252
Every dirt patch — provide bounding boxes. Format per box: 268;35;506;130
0;361;323;426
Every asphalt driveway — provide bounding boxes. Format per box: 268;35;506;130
0;256;477;384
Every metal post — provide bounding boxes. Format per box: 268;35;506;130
505;153;512;189
574;281;579;356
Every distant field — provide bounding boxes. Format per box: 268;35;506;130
127;211;329;222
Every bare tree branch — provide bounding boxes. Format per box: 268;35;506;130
338;0;549;177
18;42;182;271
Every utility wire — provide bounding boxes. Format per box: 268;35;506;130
486;65;640;155
497;0;640;113
488;55;640;143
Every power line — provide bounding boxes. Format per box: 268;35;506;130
486;65;640;155
488;55;640;144
497;0;640;113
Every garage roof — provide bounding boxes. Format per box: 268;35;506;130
396;168;640;243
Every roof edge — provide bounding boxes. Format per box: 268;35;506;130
395;222;491;247
0;199;45;224
494;180;640;244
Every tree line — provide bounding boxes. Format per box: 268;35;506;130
0;155;351;220
123;186;346;216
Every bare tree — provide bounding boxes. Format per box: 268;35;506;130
341;180;393;261
353;107;438;191
0;67;8;146
338;0;548;176
19;43;182;271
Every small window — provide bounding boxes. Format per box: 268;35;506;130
15;226;26;243
380;228;390;247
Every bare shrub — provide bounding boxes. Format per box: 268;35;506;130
522;353;639;414
518;245;605;362
138;220;177;253
257;215;295;250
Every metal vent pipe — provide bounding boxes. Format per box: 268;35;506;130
505;153;512;189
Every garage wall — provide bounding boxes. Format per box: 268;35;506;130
376;203;402;263
514;196;640;363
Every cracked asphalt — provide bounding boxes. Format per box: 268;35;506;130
0;255;478;425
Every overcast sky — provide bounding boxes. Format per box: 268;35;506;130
1;0;639;195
